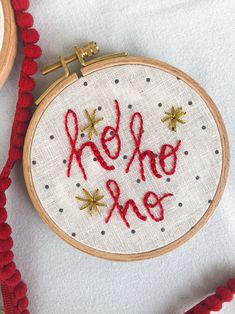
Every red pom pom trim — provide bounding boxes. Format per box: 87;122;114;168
0;208;7;223
12;0;30;11
0;178;11;192
0;223;12;240
227;278;235;293
5;270;22;288
18;92;34;108
23;44;42;59
16;12;34;28
14;282;28;300
22;58;38;75
0;237;14;253
19;74;35;92
21;28;40;43
0;251;14;268
194;304;210;314
0;262;16;281
17;296;29;311
15;123;28;135
216;286;233;302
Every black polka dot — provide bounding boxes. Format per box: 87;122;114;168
76;183;81;188
128;104;132;109
146;77;151;82
166;178;171;182
196;176;200;180
115;79;119;84
178;202;183;207
184;151;189;155
83;82;88;86
101;230;105;235
176;77;180;80
81;133;85;138
208;199;212;204
63;159;67;164
93;157;97;161
32;160;36;165
161;227;165;232
202;125;206;130
59;208;63;213
123;155;128;160
120;205;123;209
137;179;141;183
98;106;102;111
50;135;54;140
188;101;193;105
215;150;219;155
72;233;76;237
110;131;114;136
131;229;136;234
158;103;162;107
45;185;49;189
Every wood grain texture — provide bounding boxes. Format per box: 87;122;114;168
0;0;17;88
23;57;230;261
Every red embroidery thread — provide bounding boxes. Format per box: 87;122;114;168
101;99;121;159
105;179;173;228
143;191;173;222
105;179;147;228
65;109;114;180
159;140;181;175
125;112;162;181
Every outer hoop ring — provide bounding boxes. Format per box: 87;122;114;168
0;0;17;88
23;56;230;261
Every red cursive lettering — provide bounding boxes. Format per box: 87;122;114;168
105;179;147;228
125;112;162;181
101;99;121;159
143;191;173;222
65;109;114;180
159;140;181;175
105;179;173;228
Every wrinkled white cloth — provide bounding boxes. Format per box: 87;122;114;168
0;0;235;313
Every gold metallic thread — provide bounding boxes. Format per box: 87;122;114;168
75;189;107;216
82;109;103;140
161;106;186;132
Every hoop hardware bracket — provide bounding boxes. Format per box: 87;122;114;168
35;42;128;105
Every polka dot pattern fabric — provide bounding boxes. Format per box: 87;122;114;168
28;64;223;254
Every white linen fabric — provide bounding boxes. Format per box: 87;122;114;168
0;1;4;51
30;64;223;254
0;0;235;313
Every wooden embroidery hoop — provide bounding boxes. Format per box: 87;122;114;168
23;54;230;262
0;0;17;88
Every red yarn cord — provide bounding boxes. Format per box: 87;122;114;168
185;278;235;313
0;0;42;313
1;284;14;314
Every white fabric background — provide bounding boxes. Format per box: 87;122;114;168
0;0;234;313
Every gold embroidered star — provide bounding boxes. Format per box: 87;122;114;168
75;189;107;216
82;109;103;140
161;106;186;132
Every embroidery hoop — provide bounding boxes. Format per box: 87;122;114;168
0;0;17;87
23;55;229;262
